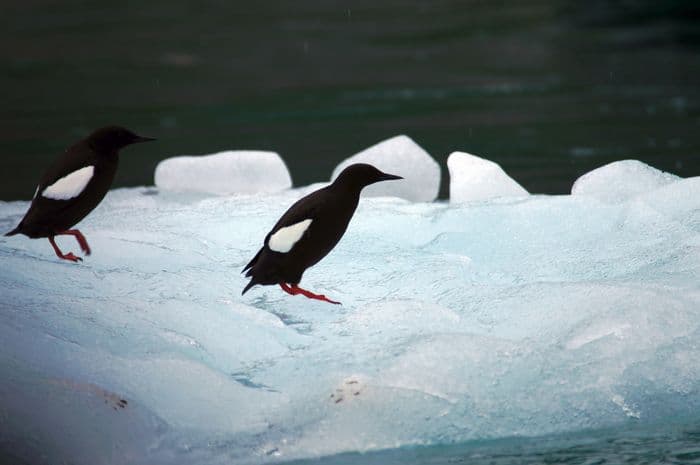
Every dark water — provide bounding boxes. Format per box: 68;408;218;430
1;1;699;200
288;421;700;465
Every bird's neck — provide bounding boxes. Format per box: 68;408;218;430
88;140;121;159
330;181;365;203
331;176;367;196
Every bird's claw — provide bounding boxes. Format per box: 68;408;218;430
61;253;82;262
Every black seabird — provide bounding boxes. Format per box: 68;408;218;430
242;163;403;304
4;126;155;262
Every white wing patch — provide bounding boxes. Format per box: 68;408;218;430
268;219;312;253
42;165;95;200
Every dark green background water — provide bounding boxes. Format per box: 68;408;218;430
1;0;699;200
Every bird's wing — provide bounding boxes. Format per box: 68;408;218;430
267;187;329;237
19;141;99;223
243;187;332;272
36;141;97;195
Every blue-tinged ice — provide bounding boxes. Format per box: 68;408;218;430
331;135;440;202
155;150;292;195
0;158;699;465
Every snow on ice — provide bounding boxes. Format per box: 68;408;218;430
155;150;292;195
447;151;529;202
572;159;680;203
331;135;440;202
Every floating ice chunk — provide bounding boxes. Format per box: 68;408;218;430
572;160;680;203
154;151;292;195
447;151;528;202
331;135;440;202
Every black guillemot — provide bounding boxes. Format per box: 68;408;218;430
5;126;155;261
242;163;402;304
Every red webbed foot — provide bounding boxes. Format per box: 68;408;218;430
280;283;341;305
48;236;83;263
61;252;83;263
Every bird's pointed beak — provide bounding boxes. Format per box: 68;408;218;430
379;172;403;181
133;136;157;144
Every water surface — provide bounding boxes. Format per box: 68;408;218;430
1;1;699;200
288;421;700;465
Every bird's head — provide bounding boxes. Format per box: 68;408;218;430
87;126;156;152
333;163;403;191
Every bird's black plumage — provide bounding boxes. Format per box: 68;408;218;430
242;163;402;303
5;126;155;261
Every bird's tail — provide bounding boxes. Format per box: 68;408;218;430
4;225;21;237
242;279;257;295
242;248;263;274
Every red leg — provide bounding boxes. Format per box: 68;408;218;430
279;283;341;305
279;283;295;295
48;236;82;262
57;229;91;255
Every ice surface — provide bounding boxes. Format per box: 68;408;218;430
571;160;680;203
447;151;529;202
331;135;440;202
1;160;700;464
154;151;292;195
